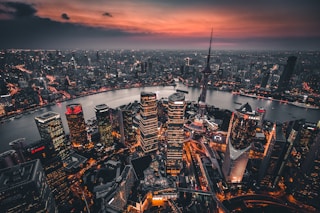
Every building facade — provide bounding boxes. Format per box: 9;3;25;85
65;103;88;148
95;104;113;147
166;92;186;176
222;141;251;183
0;159;57;213
35;111;69;160
139;92;158;153
24;139;72;210
278;56;297;91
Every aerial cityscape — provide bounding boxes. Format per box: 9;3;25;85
1;1;320;213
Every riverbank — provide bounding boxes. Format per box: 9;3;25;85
0;82;176;122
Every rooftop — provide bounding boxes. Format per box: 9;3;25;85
168;92;185;102
0;159;39;191
64;152;87;170
95;104;109;111
35;111;60;123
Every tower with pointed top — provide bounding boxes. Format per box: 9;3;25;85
199;29;213;117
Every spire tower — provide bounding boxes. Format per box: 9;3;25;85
199;29;213;117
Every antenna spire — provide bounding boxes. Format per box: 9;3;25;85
206;28;213;67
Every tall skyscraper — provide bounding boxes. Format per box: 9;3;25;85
302;128;320;174
95;104;113;147
223;103;262;183
260;68;270;88
222;141;251;183
35;111;69;160
277;56;297;91
0;159;57;213
24;139;72;210
198;30;213;118
166;92;186;176
65;103;88;148
121;104;134;143
229;103;261;150
139;92;158;153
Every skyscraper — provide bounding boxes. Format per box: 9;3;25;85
277;56;297;91
222;141;251;183
139;92;158;153
0;159;57;213
35;111;69;160
95;104;113;148
24;139;72;210
65;103;88;148
198;30;213;118
121;103;134;143
166;92;186;176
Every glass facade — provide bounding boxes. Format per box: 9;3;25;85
166;92;185;176
139;92;158;153
65;104;88;148
24;140;72;209
35;111;69;160
95;104;113;147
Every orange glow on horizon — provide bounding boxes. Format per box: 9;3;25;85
32;1;320;40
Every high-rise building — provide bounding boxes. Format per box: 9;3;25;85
0;159;57;213
277;56;297;91
166;92;186;176
222;141;251;183
229;103;261;150
198;30;213;118
24;139;72;209
301;128;320;174
65;103;88;148
260;68;270;88
122;104;134;143
139;92;158;153
95;104;113;147
35;111;69;160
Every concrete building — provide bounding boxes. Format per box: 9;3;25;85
0;159;57;213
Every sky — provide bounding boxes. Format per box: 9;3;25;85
0;0;320;50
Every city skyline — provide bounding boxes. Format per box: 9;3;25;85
1;0;320;50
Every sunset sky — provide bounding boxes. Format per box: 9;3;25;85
0;0;320;50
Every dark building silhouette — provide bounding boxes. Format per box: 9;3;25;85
0;150;22;169
302;130;320;174
261;69;270;88
0;159;57;213
24;139;72;210
277;56;297;91
199;30;213;117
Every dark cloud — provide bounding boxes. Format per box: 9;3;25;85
102;12;112;17
0;2;37;18
61;13;70;20
0;15;146;49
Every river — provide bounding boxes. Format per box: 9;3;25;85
1;83;319;153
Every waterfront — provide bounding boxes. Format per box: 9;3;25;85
0;83;319;153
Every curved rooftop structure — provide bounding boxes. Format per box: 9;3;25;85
168;92;185;102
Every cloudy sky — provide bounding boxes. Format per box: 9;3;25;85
0;0;320;50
